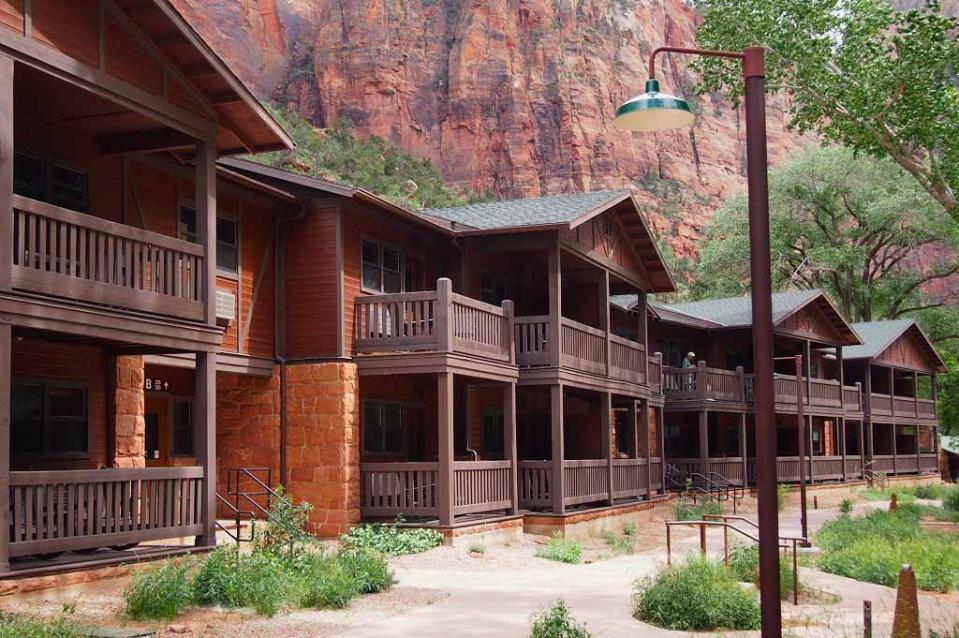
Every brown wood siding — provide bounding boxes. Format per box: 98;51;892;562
104;16;164;96
31;0;100;67
360;375;438;462
877;331;936;373
11;338;108;471
468;385;504;460
0;0;23;33
285;204;338;359
778;302;845;344
562;211;650;288
238;201;276;358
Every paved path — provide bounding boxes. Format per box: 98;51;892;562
340;502;959;638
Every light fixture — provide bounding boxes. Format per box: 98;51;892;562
614;78;695;132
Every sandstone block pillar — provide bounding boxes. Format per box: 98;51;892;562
112;355;145;468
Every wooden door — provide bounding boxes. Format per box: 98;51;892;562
144;396;169;466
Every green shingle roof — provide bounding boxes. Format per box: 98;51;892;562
420;190;630;230
843;319;916;360
652;289;823;327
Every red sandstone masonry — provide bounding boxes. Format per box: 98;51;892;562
113;356;145;468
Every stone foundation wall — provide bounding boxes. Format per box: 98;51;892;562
523;495;675;540
284;362;360;537
113;356;145;468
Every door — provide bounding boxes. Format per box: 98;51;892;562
144;396;169;466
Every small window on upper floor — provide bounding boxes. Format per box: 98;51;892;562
14;153;89;213
481;272;511;306
362;239;403;294
603;216;613;238
178;205;239;276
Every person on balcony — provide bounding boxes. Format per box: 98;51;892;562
682;351;697;391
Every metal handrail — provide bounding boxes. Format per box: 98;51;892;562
215;493;256;543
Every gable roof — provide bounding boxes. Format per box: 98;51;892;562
423;190;674;293
845;319;947;372
650;289;862;344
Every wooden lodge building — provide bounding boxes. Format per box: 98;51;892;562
0;0;945;579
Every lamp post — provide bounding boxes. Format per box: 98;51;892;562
614;45;781;638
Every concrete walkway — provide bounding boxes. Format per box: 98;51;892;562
340;502;959;638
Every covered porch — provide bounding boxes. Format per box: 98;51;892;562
867;421;940;476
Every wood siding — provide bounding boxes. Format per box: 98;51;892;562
562;211;649;289
778;302;845;344
876;331;937;373
284;203;338;359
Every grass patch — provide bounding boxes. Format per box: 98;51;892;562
777;484;789;511
536;535;582;564
340;518;443;556
0;615;81;638
468;542;487;554
601;530;635;555
815;504;959;592
945;486;959;512
124;559;193;620
727;545;797;600
529;599;591;638
674;497;723;521
839;498;853;514
622;521;637;536
633;555;760;631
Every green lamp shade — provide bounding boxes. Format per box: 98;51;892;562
614;79;695;132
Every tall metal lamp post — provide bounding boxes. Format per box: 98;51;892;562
613;45;781;637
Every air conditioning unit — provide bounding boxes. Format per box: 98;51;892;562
215;290;236;326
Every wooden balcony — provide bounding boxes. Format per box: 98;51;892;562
10;196;206;322
663;364;863;414
869;454;939;476
514;316;648;385
518;457;663;511
359;461;513;520
8;467;205;559
868;392;937;421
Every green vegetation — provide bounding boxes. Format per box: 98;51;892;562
695;0;959;222
0;615;81;638
777;484;789;512
675;497;723;521
339;518;444;556
536;535;583;564
727;545;797;600
191;547;290;617
839;499;853;514
468;542;487;555
601;530;635;555
816;505;959;592
529;600;591;638
257;107;489;210
124;559;193;620
633;555;760;631
622;521;637;536
945;486;959;512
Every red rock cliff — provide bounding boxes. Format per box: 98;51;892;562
174;0;811;263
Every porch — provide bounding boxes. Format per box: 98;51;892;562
867;421;940;477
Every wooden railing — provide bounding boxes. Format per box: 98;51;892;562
808;379;843;408
354;279;513;362
8;467;204;557
611;458;648;499
562;459;608;506
662;365;744;403
671;458;703;479
843;384;863;412
360;462;438;517
897;456;920;474
707;458;745;485
560;318;606;375
11;195;206;321
868;392;937;420
845;457;863;478
518;460;551;508
452;461;512;515
811;456;844;481
919;453;938;472
648;354;663;394
650;458;664;491
609;334;645;384
514;316;550;366
871;455;895;473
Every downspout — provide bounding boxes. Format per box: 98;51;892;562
274;203;309;487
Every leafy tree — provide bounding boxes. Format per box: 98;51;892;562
254;105;489;210
691;146;958;322
694;0;959;221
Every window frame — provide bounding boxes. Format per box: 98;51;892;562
481;408;505;457
178;202;240;280
170;397;195;458
360;237;416;295
13;152;90;213
362;399;405;456
11;379;90;460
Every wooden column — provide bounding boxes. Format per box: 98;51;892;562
0;55;12;291
601;391;613;505
840;417;847;479
913;371;919;418
195;140;217;325
888;366;896;417
550;384;565;514
863;363;873;416
891;422;898;476
867;419;875;462
641;399;652;499
194;350;217;547
436;278;452;352
637;292;648;383
0;324;10;571
698;409;709;476
438;372;455;525
739;413;748;486
807;414;815;483
504;382;518;515
548;244;562;367
804;339;813;403
859;420;866;478
600;271;610;377
915;423;921;473
658;407;666;494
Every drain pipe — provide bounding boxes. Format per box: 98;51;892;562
274;203;309;488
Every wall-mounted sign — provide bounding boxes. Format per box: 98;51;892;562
145;377;171;392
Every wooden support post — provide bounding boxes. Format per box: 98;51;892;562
859;420;866;478
642;399;651;499
504;382;518;515
601;391;613;505
195;140;217;326
699;409;709;476
436;278;452;352
0;323;10;571
550;384;565;514
502;300;516;365
438;372;455;526
638;292;649;383
0;56;12;292
912;371;919;418
808;414;815;483
194;350;217;547
658;406;666;494
891;422;898;476
739;413;748;487
840;417;847;479
548;244;562;368
600;271;610;377
867;419;875;463
889;367;895;417
915;423;921;474
804;339;813;403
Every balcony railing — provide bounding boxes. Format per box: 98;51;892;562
518;458;659;509
354;279;514;362
11;195;206;321
8;467;205;558
514;316;647;383
868;392;937;420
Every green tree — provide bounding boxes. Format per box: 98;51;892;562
694;0;959;220
254;106;489;210
692;146;958;322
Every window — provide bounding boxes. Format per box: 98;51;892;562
482;409;505;455
12;382;88;457
662;340;684;368
480;272;511;306
179;206;238;275
361;239;404;293
14;154;89;213
363;400;403;455
172;399;194;456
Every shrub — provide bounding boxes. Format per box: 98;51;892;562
727;545;797;600
839;499;853;514
529;600;591;638
675;497;723;521
536;535;582;564
468;542;487;554
340;519;443;556
0;615;81;638
298;553;358;609
601;530;634;555
190;547;290;617
253;486;315;563
944;486;959;512
914;484;942;500
633;555;760;631
622;521;637;536
338;549;394;594
124;560;192;620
